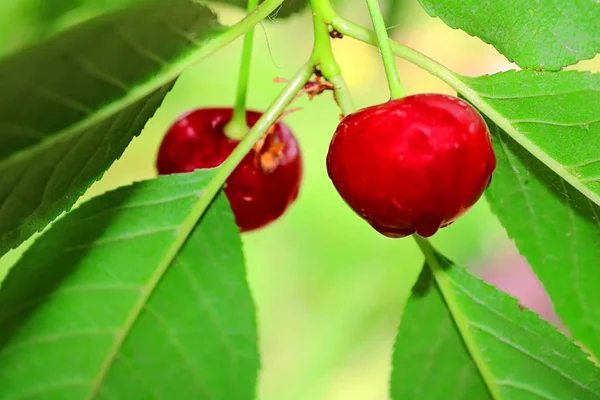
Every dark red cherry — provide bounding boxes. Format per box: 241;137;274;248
326;94;496;238
157;108;302;232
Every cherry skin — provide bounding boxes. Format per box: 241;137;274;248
326;94;496;238
156;108;302;232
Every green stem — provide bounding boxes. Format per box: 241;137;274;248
310;0;336;21
309;0;356;115
224;0;260;140
331;16;458;92
328;74;356;116
413;236;502;399
364;0;405;99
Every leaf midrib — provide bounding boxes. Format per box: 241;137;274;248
417;240;600;399
85;187;213;399
413;237;502;399
84;1;284;395
431;268;503;399
448;283;592;390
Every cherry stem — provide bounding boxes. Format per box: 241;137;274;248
224;0;260;140
364;0;405;100
309;0;355;115
331;16;458;94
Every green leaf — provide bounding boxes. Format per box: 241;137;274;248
484;120;600;359
384;0;406;29
0;0;147;58
390;265;491;399
395;241;600;399
211;0;308;18
456;70;600;208
417;0;600;70
0;170;259;399
0;0;277;257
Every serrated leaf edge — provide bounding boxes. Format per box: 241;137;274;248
454;70;600;209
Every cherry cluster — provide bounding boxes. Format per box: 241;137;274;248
156;88;496;238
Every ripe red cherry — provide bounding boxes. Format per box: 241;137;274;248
156;108;302;232
326;94;496;238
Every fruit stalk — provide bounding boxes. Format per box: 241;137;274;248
309;0;355;115
224;0;260;140
364;0;405;99
330;16;458;96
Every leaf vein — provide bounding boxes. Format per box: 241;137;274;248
446;273;571;358
69;54;130;93
496;133;548;264
473;87;600;100
111;354;161;400
561;179;593;327
142;305;213;398
8;379;92;400
1;330;116;358
177;256;247;365
69;190;203;227
34;86;93;115
580;175;600;183
496;379;560;400
57;283;142;295
469;322;595;394
62;225;179;252
116;28;168;67
511;118;600;127
166;24;206;47
0;121;46;140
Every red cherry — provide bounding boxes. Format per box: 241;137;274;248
156;108;302;232
326;94;496;238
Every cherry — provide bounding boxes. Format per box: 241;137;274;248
156;108;302;232
326;94;496;238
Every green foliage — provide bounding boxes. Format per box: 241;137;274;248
391;252;600;399
0;0;147;58
0;0;599;398
390;265;490;399
0;170;259;399
457;69;600;360
383;0;406;29
417;0;600;70
0;0;230;257
485;120;600;360
458;70;600;207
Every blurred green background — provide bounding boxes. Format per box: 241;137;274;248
0;1;598;399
